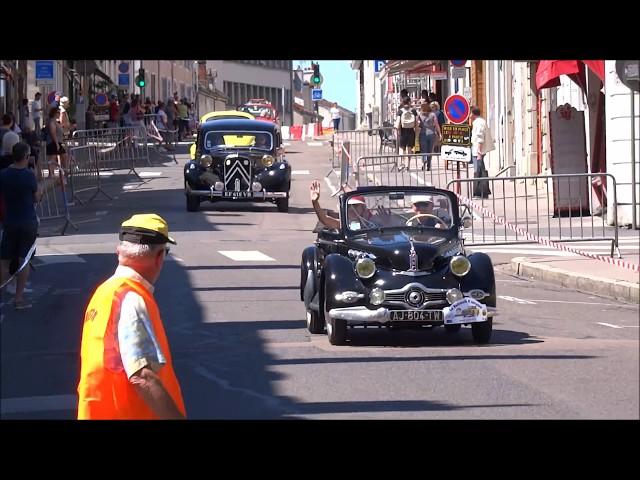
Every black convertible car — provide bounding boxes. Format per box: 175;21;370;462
300;186;497;345
184;118;291;212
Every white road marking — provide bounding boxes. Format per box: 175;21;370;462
1;394;77;415
122;184;139;190
139;171;163;177
597;322;625;329
218;251;275;261
34;254;86;264
98;172;114;177
307;141;323;147
498;295;536;304
283;142;291;147
292;170;310;175
94;211;109;216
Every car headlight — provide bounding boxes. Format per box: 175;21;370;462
370;288;385;305
262;155;275;167
450;255;471;277
200;155;213;168
446;288;464;304
252;182;262;192
355;257;376;279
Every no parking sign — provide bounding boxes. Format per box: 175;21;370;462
443;94;470;125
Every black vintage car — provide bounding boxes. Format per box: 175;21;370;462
300;186;497;345
184;118;291;212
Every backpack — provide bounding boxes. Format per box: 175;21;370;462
400;108;416;129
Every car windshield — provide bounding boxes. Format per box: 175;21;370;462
344;191;454;233
203;131;273;150
239;105;275;118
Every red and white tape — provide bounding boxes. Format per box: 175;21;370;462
457;193;640;273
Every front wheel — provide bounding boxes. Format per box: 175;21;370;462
471;319;493;344
276;197;289;213
324;283;347;345
306;309;325;334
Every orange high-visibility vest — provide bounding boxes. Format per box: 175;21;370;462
77;276;186;419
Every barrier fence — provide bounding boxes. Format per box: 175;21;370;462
447;173;620;256
330;127;398;177
68;145;112;205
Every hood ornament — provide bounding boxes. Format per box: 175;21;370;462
409;240;418;272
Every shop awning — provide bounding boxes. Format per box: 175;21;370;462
72;60;114;84
385;60;439;76
536;60;604;91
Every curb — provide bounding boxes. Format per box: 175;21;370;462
509;257;639;304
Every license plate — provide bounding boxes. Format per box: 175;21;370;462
390;310;443;321
223;191;252;198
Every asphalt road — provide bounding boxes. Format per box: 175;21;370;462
1;141;638;419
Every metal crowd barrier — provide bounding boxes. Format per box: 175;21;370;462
72;126;151;177
36;166;78;236
144;118;178;164
330;127;398;177
68;145;112;205
355;153;470;192
447;173;620;256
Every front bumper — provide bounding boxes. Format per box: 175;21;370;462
328;298;497;325
186;185;288;199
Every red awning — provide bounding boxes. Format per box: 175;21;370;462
536;60;604;91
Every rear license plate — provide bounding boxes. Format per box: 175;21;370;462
223;191;252;198
390;310;443;321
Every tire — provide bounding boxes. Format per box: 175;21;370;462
324;281;347;345
186;194;200;212
306;309;325;334
276;196;289;213
471;319;493;344
444;324;462;334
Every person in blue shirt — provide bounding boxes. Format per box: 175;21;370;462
0;142;43;309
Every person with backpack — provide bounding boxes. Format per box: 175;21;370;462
396;97;418;155
417;102;442;171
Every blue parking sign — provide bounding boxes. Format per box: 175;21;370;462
35;61;54;80
312;89;322;101
374;60;386;73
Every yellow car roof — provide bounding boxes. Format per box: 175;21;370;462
200;110;255;123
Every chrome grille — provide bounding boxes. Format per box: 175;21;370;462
383;283;448;309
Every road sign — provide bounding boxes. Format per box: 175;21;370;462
444;94;470;124
312;89;323;101
442;146;471;162
430;71;448;80
118;73;130;87
95;93;108;106
452;67;466;79
451;60;466;67
35;60;54;80
374;60;386;73
118;62;129;74
441;124;471;147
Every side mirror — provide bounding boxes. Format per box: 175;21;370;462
189;143;196;160
462;217;473;229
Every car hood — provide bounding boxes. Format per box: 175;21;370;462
347;230;461;271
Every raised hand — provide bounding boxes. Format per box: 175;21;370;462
310;180;321;202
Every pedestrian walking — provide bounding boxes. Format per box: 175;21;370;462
0;142;43;310
417;102;442;171
108;95;120;128
19;99;31;133
396;97;418;155
77;213;186;420
45;107;67;183
470;106;494;198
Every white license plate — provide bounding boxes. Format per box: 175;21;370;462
223;191;252;198
390;310;443;321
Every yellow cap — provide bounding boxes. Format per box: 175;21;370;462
119;213;177;245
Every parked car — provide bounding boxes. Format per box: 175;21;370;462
185;118;291;212
238;99;279;125
300;186;497;345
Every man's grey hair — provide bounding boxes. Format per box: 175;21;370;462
117;241;164;261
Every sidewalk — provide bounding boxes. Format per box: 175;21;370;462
508;253;639;303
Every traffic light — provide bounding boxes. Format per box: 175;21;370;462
312;63;321;86
135;68;146;88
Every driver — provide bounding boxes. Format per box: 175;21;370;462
254;134;269;149
407;195;443;227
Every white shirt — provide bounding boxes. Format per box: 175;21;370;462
330;107;340;120
471;116;488;156
32;100;42;119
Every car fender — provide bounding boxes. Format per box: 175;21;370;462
301;246;320;305
459;252;496;306
323;253;367;311
184;160;203;185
